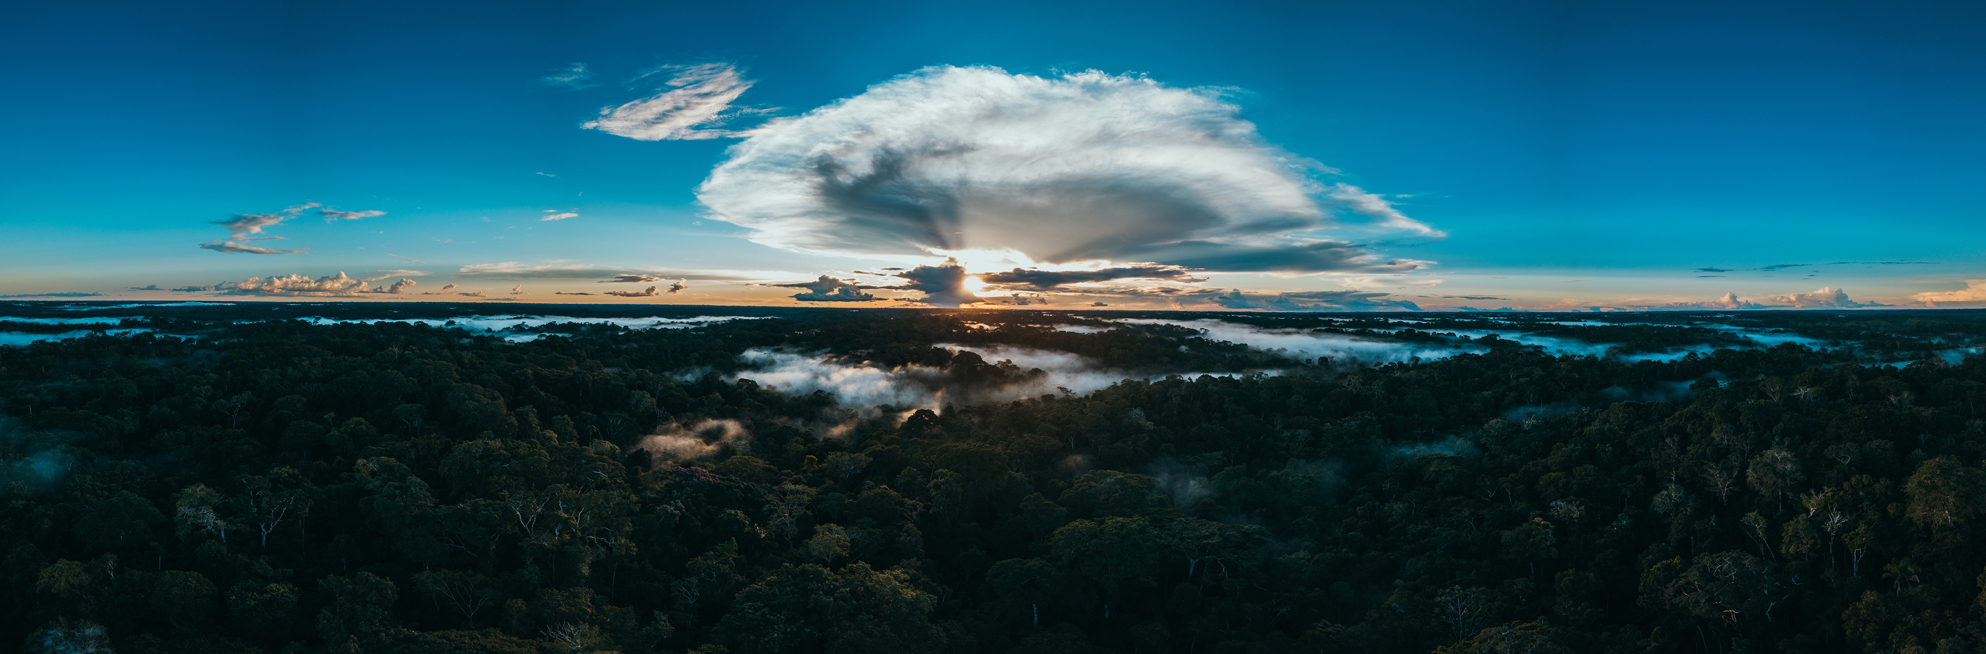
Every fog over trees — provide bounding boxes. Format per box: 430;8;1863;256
2;303;1985;653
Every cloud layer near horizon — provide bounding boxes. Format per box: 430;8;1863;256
695;66;1439;274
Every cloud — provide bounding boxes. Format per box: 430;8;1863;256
583;62;763;141
459;290;490;298
1914;280;1986;307
128;285;162;291
668;280;688;294
212;272;368;296
459;262;771;281
540;211;578;221
892;261;977;307
605;286;661;298
555;291;594;296
774;276;878;302
1324;183;1444;238
1770;286;1879;309
319;208;384;223
638;419;750;463
421;284;461;295
366;278;418;294
1202;289;1420;312
1757;263;1809;271
981;265;1204;289
510;285;529;295
0;292;102;298
1438;295;1509;301
542;63;595;89
201;203;317;254
695;65;1440;274
1091;302;1108;307
363;270;428;281
1695;267;1734;273
602;275;663;283
387;253;426;264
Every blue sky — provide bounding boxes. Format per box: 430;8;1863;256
3;0;1983;309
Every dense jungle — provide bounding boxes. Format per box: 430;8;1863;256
3;303;1986;654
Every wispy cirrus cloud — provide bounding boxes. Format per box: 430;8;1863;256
540;210;579;221
200;203;318;254
319;208;384;223
583;62;766;141
542;63;595;89
695;66;1441;275
602;275;662;283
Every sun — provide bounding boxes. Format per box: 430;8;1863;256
963;276;989;294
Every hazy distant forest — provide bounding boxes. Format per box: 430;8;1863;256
4;304;1986;654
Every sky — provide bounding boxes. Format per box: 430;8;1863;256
3;0;1984;311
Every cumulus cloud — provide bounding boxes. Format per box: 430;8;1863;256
981;265;1204;289
1914;280;1986;307
213;272;367;296
319;208;384;223
892;261;977;307
366;278;418;294
540;210;578;221
583;62;764;141
695;66;1440;274
200;203;318;254
459;290;490;298
510;285;529;295
421;284;461;295
1770;286;1879;309
774;276;878;302
668;280;688;294
604;286;661;298
542;63;595;89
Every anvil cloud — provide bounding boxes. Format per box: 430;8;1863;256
694;66;1440;274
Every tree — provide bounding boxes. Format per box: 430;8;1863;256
151;570;219;628
174;483;230;546
66;490;163;556
1904;456;1984;531
414;570;500;625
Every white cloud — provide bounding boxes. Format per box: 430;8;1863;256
542;63;594;89
319;208;385;223
1325;183;1444;238
200;203;318;254
540;210;578;221
363;270;428;282
221;272;366;296
583;62;761;141
1770;286;1878;309
1914;280;1986;307
696;66;1439;274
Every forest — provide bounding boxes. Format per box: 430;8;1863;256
3;302;1986;653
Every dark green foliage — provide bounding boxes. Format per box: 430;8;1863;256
0;305;1984;652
